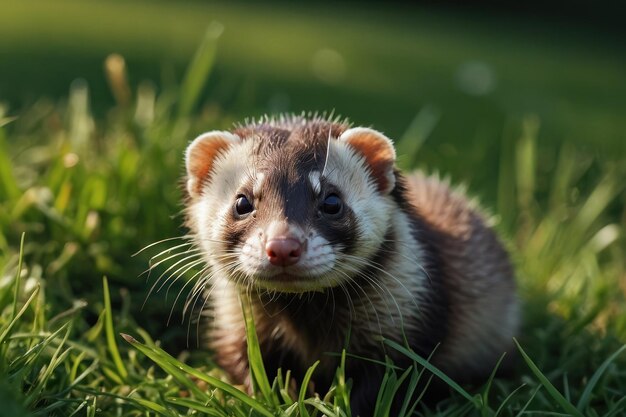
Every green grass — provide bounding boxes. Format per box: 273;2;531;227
1;8;626;417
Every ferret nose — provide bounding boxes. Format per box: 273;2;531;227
265;238;302;266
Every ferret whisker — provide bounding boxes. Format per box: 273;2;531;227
338;254;414;328
185;272;219;346
142;254;204;310
321;125;332;177
191;237;235;245
140;248;201;278
156;256;205;295
342;253;420;312
132;235;194;257
334;267;384;338
147;242;199;264
336;260;395;322
341;263;401;333
162;257;207;300
378;239;433;284
194;287;213;348
336;281;356;321
168;264;211;325
182;260;241;319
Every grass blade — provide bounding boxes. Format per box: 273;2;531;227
494;383;526;417
514;338;584;417
0;128;21;202
298;360;319;417
514;385;541;417
240;295;275;404
131;398;172;415
122;333;274;417
603;396;626;417
396;105;440;169
375;364;413;417
576;344;626;411
0;286;40;346
334;349;351;416
515;114;539;213
384;339;478;405
11;233;25;319
167;397;226;417
178;22;223;117
481;352;506;414
102;276;128;380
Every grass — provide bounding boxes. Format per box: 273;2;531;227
1;13;626;417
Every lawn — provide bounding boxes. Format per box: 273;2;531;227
0;1;625;416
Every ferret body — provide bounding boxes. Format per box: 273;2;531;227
183;115;518;414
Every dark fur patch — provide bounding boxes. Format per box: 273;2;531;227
229;120;361;257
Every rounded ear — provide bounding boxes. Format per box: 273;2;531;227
338;127;397;194
185;131;241;198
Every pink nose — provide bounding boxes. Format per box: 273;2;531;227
265;238;302;266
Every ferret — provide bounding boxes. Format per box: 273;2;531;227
182;114;518;415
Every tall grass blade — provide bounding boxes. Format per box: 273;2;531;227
102;277;128;380
334;349;351;416
298;361;320;417
0;286;40;346
130;398;172;416
397;364;420;417
481;353;506;415
178;22;224;117
240;295;275;404
576;344;626;411
0;128;21;202
494;384;526;417
549;143;578;211
396;105;440;169
11;233;25;319
167;397;226;417
303;398;340;417
573;172;621;239
603;396;626;417
514;338;583;417
514;385;540;417
384;339;477;405
24;324;73;407
497;118;518;232
121;333;274;417
515;115;539;214
375;364;412;417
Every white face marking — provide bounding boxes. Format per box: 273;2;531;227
253;172;265;199
322;140;393;272
308;170;321;196
189;139;256;268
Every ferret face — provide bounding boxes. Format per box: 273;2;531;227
185;119;397;293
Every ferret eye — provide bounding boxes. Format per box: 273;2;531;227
235;195;254;216
321;194;342;216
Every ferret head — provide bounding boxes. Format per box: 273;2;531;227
184;118;397;293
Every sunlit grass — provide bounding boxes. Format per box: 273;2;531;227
1;24;625;417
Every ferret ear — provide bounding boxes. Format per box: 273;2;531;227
185;131;241;198
338;127;397;194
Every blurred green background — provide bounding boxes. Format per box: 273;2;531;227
3;0;625;192
2;0;625;342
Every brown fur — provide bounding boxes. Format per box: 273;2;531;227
403;172;518;379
